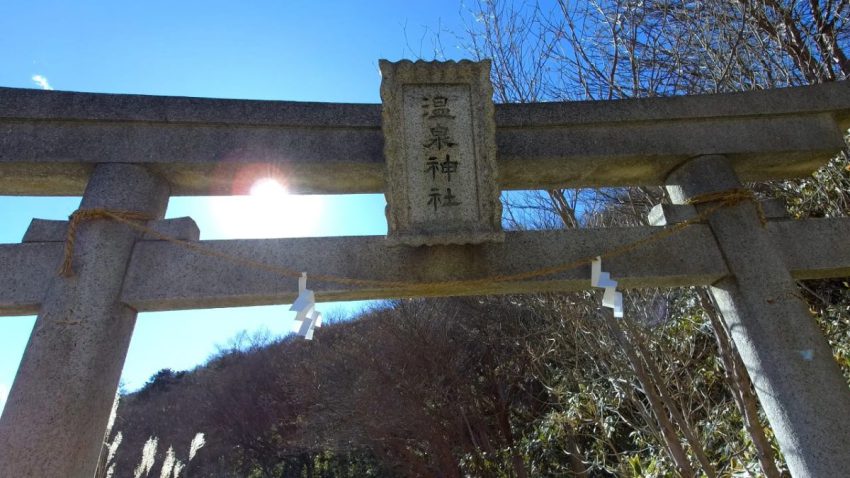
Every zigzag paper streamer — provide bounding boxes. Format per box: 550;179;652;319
591;257;623;318
290;272;323;340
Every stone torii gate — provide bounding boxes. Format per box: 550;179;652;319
1;60;850;476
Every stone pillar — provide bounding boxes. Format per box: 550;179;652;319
666;155;850;477
0;164;169;477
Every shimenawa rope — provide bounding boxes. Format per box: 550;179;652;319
58;209;154;276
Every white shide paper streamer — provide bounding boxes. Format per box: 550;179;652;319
290;272;323;340
591;257;624;318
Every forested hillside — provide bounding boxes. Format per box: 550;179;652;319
102;295;765;477
102;1;849;477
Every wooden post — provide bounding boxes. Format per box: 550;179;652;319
666;155;850;477
0;163;169;477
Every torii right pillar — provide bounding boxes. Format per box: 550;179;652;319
666;155;850;477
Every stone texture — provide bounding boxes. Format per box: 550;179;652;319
22;219;71;243
23;216;200;242
647;204;699;226
121;225;724;310
3;217;850;316
5;80;846;126
759;197;789;220
380;60;502;245
0;163;169;478
767;217;850;279
0;242;63;315
647;199;788;226
1;81;848;196
666;155;850;478
121;217;850;311
142;217;200;241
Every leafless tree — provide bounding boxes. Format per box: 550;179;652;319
458;1;849;475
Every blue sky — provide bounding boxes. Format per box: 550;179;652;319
0;0;479;409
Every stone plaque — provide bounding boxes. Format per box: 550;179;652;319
380;60;503;246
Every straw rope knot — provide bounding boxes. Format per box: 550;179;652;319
685;188;766;226
58;208;154;277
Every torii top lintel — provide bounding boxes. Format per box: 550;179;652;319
0;76;848;196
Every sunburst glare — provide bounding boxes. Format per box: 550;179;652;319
208;178;324;239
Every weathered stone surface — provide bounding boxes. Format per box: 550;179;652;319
3;217;850;316
142;217;200;241
0;242;63;315
0;164;169;478
646;204;699;226
21;219;70;243
1;81;848;195
22;216;199;242
647;199;788;226
758;197;789;220
666;155;850;478
768;218;849;279
121;225;723;310
96;217;850;308
380;60;502;245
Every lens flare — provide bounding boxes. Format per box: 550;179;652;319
208;177;324;239
250;178;288;198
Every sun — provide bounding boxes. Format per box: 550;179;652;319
208;178;324;239
249;177;287;198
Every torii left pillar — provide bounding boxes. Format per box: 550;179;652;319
0;164;169;477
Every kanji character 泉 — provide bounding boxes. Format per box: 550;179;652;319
423;125;456;150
